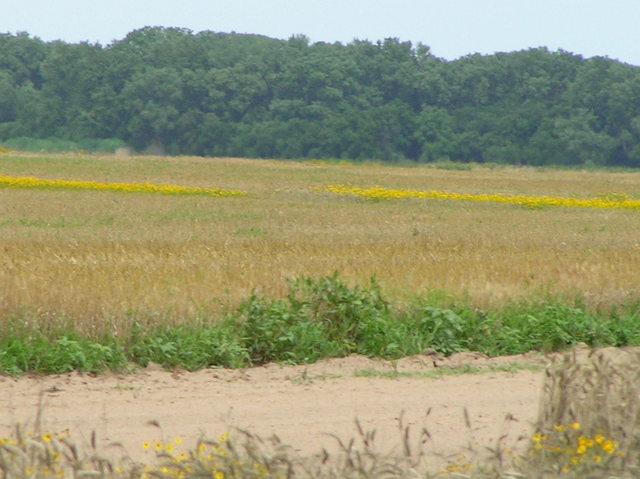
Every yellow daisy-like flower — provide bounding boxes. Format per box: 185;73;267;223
41;433;52;442
142;441;151;449
569;422;581;430
213;471;224;479
601;440;618;454
532;432;547;442
174;437;183;444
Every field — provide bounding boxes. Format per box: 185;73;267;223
2;152;640;477
2;152;640;331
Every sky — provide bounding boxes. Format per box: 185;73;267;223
2;0;640;66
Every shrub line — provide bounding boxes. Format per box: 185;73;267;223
1;274;639;375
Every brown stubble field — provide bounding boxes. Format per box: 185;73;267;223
1;152;640;335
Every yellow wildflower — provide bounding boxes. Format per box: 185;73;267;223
0;174;245;197
323;184;640;210
532;432;547;442
601;440;618;454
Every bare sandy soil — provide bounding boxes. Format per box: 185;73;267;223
0;349;557;468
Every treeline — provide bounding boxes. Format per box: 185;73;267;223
1;27;640;166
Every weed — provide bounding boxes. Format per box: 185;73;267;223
1;274;639;375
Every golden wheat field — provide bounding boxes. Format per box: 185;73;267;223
1;152;640;334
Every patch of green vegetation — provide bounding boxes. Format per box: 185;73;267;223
288;369;342;384
0;326;129;376
1;273;639;375
151;208;218;223
234;226;266;237
0;214;117;228
112;384;140;391
354;362;544;380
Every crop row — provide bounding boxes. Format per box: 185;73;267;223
2;173;640;210
324;184;640;210
0;174;245;197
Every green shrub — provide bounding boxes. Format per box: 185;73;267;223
1;274;640;375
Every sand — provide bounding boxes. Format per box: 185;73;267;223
0;349;557;469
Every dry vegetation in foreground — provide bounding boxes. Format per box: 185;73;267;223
2;349;639;478
1;152;640;334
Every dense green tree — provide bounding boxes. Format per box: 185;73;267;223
1;27;639;166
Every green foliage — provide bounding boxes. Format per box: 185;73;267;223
1;275;640;375
237;294;336;364
125;320;249;370
414;306;470;355
237;274;390;363
0;321;128;375
1;29;640;166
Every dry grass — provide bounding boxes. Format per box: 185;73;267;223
522;347;640;477
3;349;639;478
1;152;640;334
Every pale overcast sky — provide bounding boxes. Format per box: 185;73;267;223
2;0;639;66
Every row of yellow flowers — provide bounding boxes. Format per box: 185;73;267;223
0;173;245;197
324;184;640;210
2;173;638;210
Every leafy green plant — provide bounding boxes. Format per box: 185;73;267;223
1;274;640;375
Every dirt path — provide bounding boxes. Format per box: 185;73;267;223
0;352;548;466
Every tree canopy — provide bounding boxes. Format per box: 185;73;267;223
2;27;640;166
